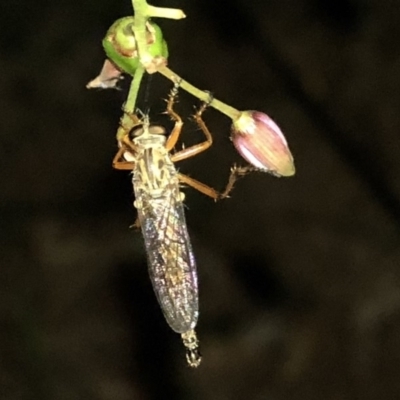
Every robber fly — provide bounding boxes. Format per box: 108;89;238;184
112;83;252;367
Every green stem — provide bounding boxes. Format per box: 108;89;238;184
124;64;145;113
131;0;186;67
118;65;145;140
147;5;186;19
132;2;151;67
128;1;240;120
157;66;241;120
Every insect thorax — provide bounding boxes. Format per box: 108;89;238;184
133;144;179;200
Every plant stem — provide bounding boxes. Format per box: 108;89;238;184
147;5;186;19
124;64;145;113
132;1;151;67
118;65;145;140
157;66;241;121
131;0;185;67
128;1;240;120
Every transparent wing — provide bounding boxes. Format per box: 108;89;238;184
136;182;198;334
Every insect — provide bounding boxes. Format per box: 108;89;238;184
112;83;252;367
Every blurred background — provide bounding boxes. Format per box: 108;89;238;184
1;0;400;399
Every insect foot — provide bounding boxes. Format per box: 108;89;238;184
231;164;255;176
194;91;214;119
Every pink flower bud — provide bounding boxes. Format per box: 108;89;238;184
231;111;295;177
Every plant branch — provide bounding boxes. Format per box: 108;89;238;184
131;0;185;67
122;64;145;128
157;66;241;121
127;1;240;120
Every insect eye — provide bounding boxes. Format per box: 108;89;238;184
149;125;166;135
130;126;144;138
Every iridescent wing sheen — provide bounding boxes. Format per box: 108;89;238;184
136;181;199;334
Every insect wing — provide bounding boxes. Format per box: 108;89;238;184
138;185;199;333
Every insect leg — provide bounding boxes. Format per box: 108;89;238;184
171;92;214;162
112;133;139;170
218;164;255;199
129;218;141;230
112;146;136;170
178;165;254;200
165;80;184;151
178;173;219;200
117;110;141;142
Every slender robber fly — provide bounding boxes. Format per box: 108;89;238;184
112;83;252;367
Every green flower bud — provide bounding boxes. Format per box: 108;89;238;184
102;17;168;76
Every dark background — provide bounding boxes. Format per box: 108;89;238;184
1;0;400;399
